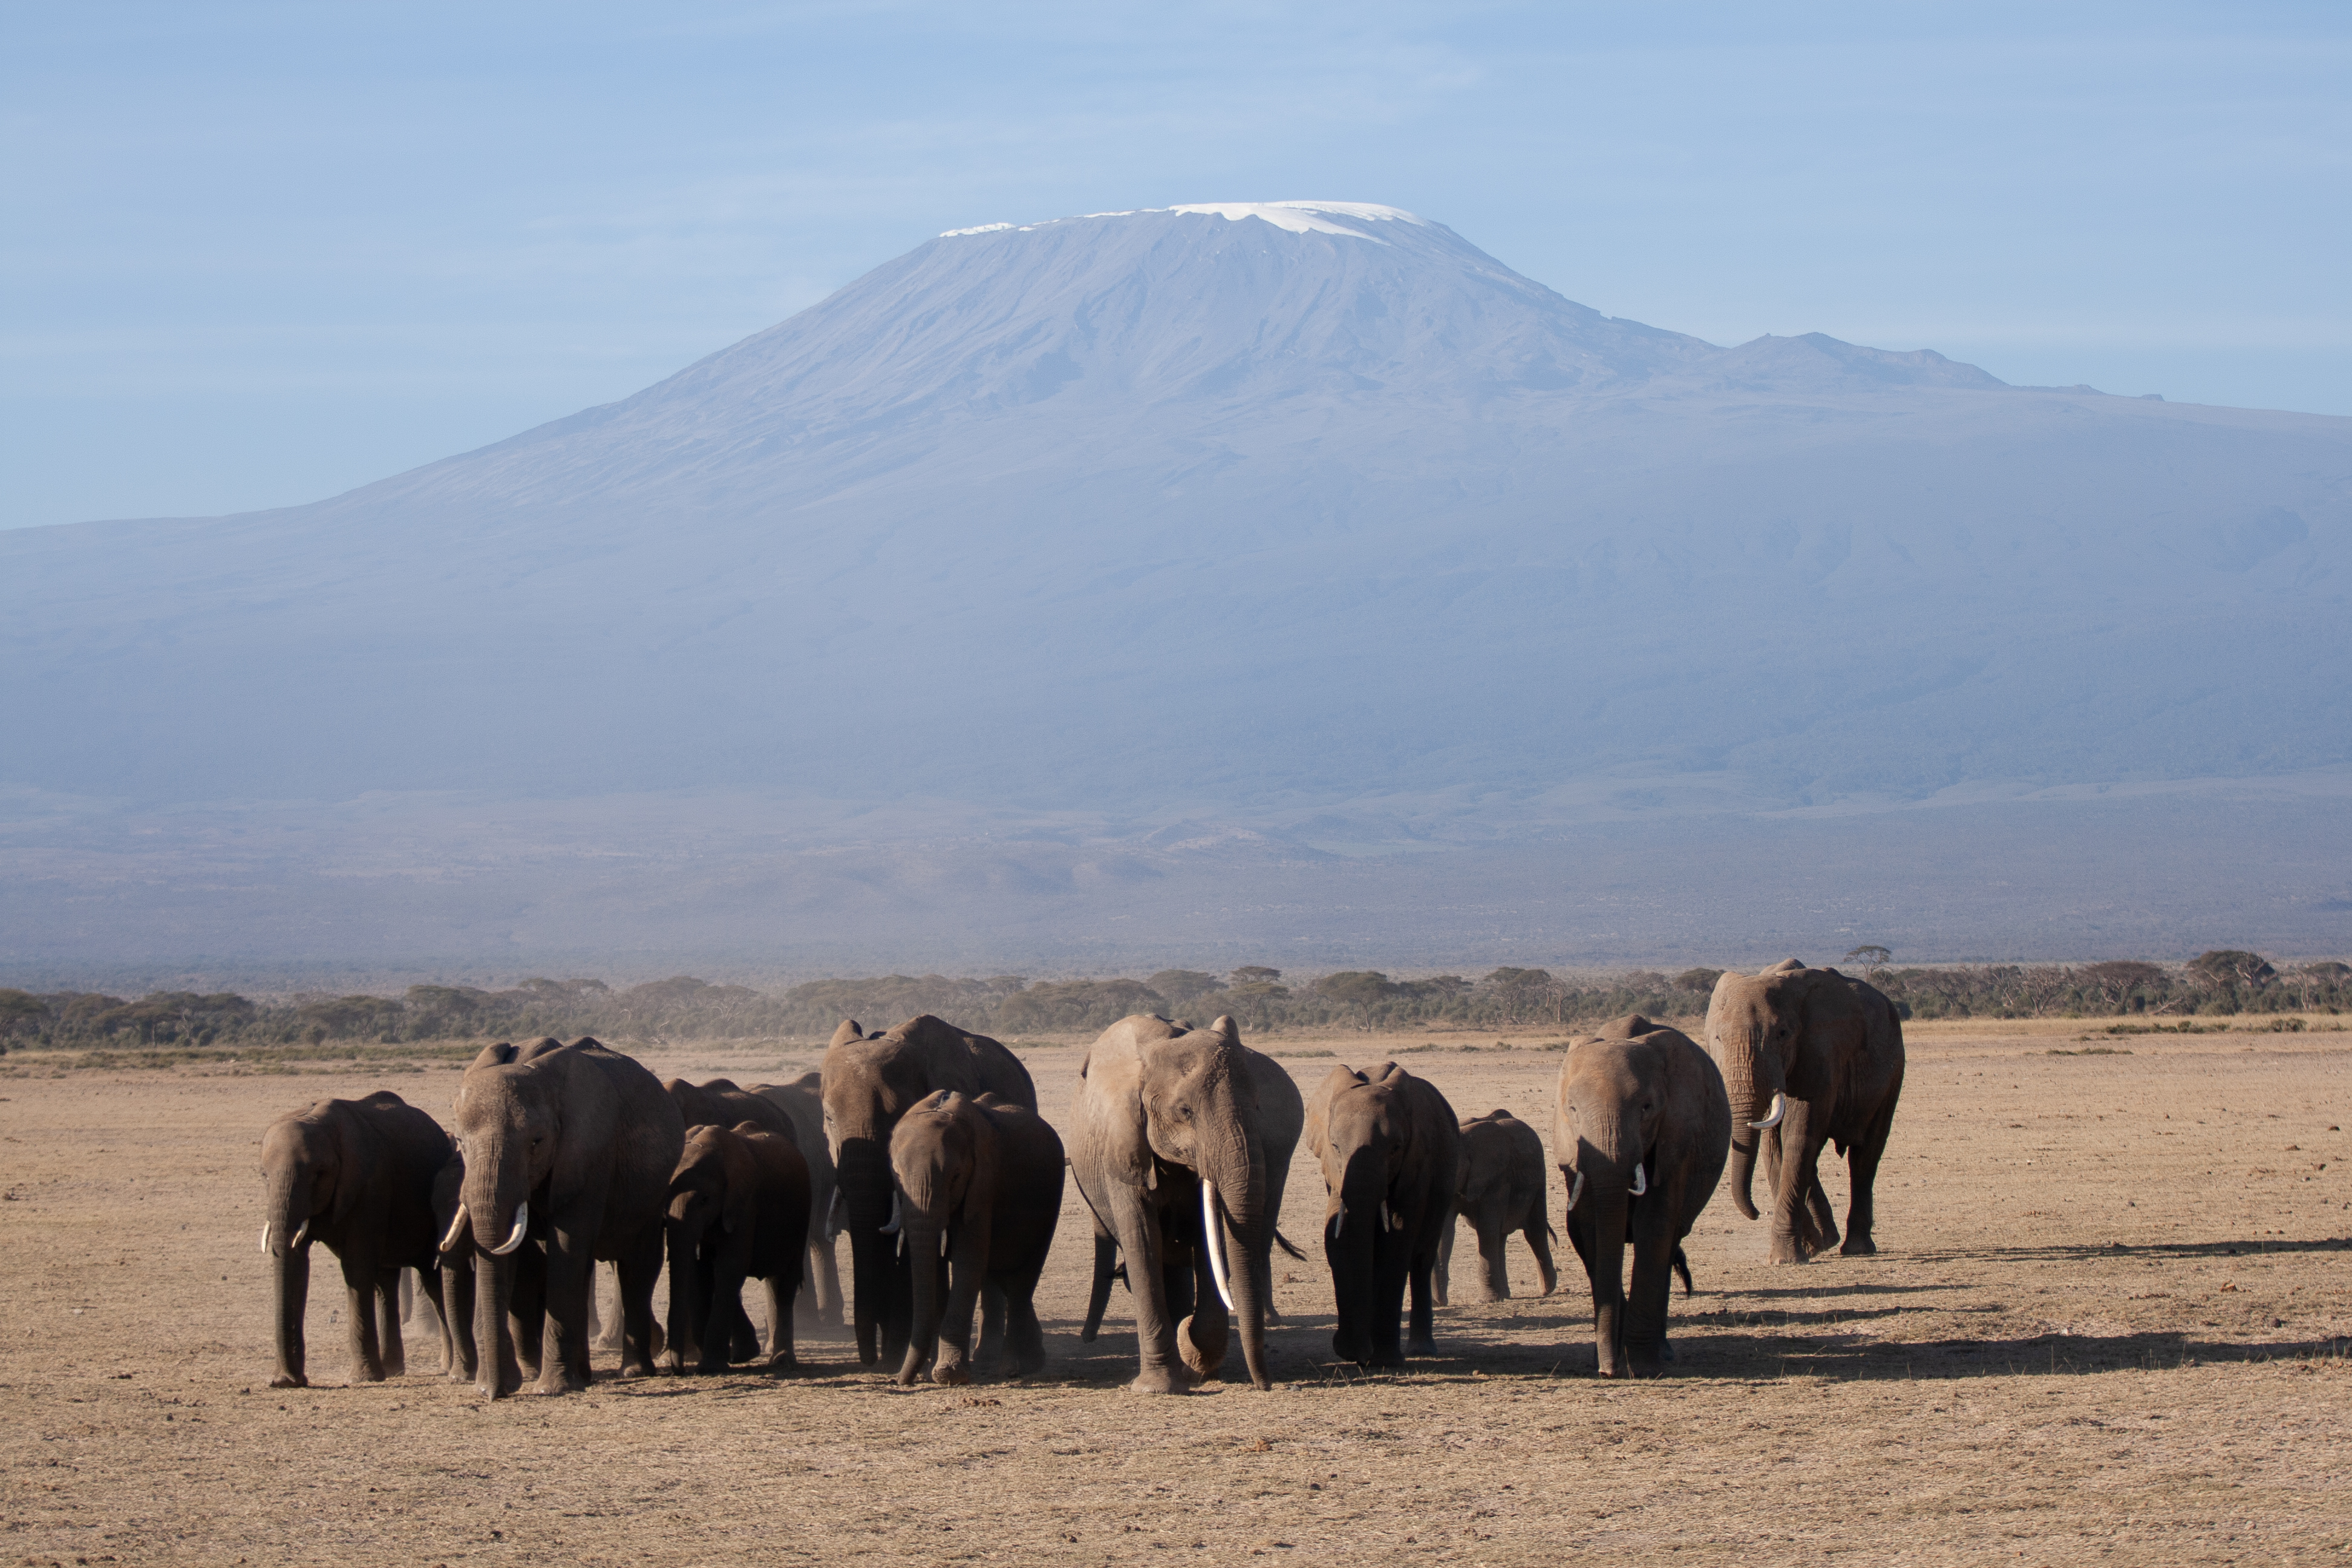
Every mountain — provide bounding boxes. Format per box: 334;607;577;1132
4;200;2348;974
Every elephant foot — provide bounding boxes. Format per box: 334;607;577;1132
616;1356;658;1380
267;1371;306;1390
1841;1235;1878;1257
764;1350;798;1373
354;1363;387;1383
1765;1238;1809;1266
1405;1336;1438;1359
1128;1363;1196;1395
930;1362;971;1387
535;1365;591;1396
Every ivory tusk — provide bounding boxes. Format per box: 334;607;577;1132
1567;1171;1585;1210
1749;1092;1787;1131
939;1230;950;1258
1200;1180;1235;1312
880;1192;903;1236
826;1189;847;1241
1330;1209;1344;1240
288;1219;310;1249
489;1201;529;1256
1379;1200;1393;1232
1630;1163;1648;1197
258;1223;271;1255
439;1204;469;1253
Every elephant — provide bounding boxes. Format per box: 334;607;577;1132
751;1072;843;1329
664;1122;812;1373
1304;1062;1462;1367
1555;1023;1730;1377
448;1036;685;1397
665;1077;797;1142
821;1015;1037;1368
890;1090;1065;1385
1434;1109;1557;1304
1705;960;1906;1264
1067;1013;1304;1393
258;1090;452;1388
431;1145;548;1387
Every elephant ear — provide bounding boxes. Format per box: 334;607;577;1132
1762;958;1806;975
828;1019;867;1050
469;1042;519;1070
1210;1015;1241;1046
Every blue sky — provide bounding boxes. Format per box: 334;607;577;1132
5;1;2347;529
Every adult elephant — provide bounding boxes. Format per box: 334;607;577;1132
751;1072;842;1328
449;1036;684;1397
665;1077;797;1141
258;1091;452;1388
1067;1013;1304;1393
822;1015;1036;1368
1706;961;1905;1264
1305;1062;1461;1368
1556;1024;1730;1377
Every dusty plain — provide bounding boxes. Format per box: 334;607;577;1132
4;1016;2350;1566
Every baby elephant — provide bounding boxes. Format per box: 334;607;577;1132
1306;1062;1463;1368
665;1122;812;1373
1435;1109;1557;1304
1556;1024;1730;1377
259;1091;452;1388
889;1090;1065;1386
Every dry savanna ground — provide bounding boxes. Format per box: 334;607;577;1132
5;1018;2352;1566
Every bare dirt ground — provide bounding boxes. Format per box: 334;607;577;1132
5;1017;2351;1566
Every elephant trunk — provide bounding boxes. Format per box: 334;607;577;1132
898;1216;948;1385
663;1215;699;1372
463;1135;532;1258
1720;1052;1783;1223
1583;1171;1632;1378
1323;1168;1383;1367
474;1235;517;1399
835;1140;898;1367
261;1171;313;1258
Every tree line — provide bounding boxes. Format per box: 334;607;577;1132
1;950;2344;1053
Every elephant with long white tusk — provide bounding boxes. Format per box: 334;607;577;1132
1705;961;1906;1264
257;1091;454;1390
1305;1060;1463;1370
1555;1022;1730;1378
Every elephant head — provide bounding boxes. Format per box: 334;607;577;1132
1704;963;1809;1221
1136;1016;1276;1386
258;1103;343;1260
1556;1036;1674;1377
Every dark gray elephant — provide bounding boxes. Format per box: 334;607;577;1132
258;1091;451;1388
665;1077;797;1141
821;1015;1036;1368
1434;1109;1557;1304
751;1072;842;1329
1068;1014;1304;1393
1304;1062;1462;1368
431;1147;547;1387
665;1122;811;1373
1705;961;1905;1264
448;1036;684;1397
1555;1023;1730;1377
890;1090;1065;1385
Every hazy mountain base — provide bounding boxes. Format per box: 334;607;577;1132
1;778;2346;991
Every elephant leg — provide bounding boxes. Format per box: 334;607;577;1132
976;1280;1007;1373
1002;1270;1048;1379
615;1235;664;1379
269;1246;310;1389
374;1267;407;1379
441;1263;477;1382
341;1251;387;1383
1764;1106;1822;1264
1082;1230;1118;1342
1179;1255;1229;1379
1477;1215;1512;1302
1523;1218;1558;1298
814;1233;843;1327
508;1251;546;1384
727;1282;761;1364
1622;1223;1677;1377
1405;1252;1439;1359
1433;1217;1454;1307
1803;1173;1841;1253
702;1264;753;1374
1370;1234;1411;1367
537;1227;595;1395
1842;1098;1898;1256
1102;1183;1190;1394
762;1276;797;1369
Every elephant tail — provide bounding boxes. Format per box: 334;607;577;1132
1273;1229;1307;1261
1671;1244;1694;1298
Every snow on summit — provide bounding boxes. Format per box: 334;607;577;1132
942;201;1428;241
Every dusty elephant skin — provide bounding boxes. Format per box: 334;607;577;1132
890;1090;1065;1385
1306;1062;1462;1367
665;1121;811;1373
665;1076;797;1142
820;1015;1037;1368
750;1071;843;1329
1067;1013;1304;1393
448;1036;685;1398
1707;961;1906;1265
430;1147;547;1387
257;1091;452;1390
1435;1108;1557;1304
1557;1024;1731;1377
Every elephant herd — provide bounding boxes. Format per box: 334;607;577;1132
257;960;1904;1396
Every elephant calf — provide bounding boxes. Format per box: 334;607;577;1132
258;1091;452;1389
750;1072;843;1330
1305;1062;1462;1368
1435;1109;1557;1304
665;1122;812;1373
890;1090;1065;1386
1556;1024;1730;1377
